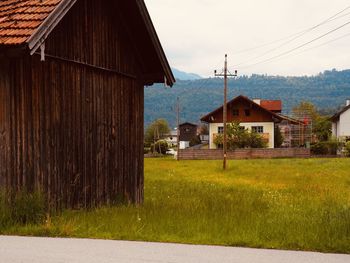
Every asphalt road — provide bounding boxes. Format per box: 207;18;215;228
0;236;349;263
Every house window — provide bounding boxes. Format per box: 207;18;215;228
252;126;264;134
232;109;239;116
244;109;251;116
185;128;190;132
239;126;245;131
218;127;224;134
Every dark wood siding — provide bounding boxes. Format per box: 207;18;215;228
179;124;197;142
0;0;147;208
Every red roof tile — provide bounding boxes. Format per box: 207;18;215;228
0;0;61;45
260;100;282;112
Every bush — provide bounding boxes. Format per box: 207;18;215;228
214;122;267;149
151;140;169;155
344;141;350;157
274;126;284;148
189;136;201;147
144;147;151;154
0;190;46;229
144;142;152;148
311;140;341;155
311;142;328;155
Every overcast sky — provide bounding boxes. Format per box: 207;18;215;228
145;0;350;77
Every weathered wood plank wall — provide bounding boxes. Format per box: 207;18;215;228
0;0;145;208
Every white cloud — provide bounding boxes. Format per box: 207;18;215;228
145;0;350;77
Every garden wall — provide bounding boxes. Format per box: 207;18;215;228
178;148;310;160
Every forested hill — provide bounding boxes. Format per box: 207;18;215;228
145;69;350;128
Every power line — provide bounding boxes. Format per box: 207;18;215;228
239;20;350;69
232;5;350;57
233;7;350;67
249;31;350;67
291;32;350;56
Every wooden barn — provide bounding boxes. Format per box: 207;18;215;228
0;0;174;208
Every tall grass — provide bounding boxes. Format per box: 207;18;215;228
0;190;46;230
1;158;350;253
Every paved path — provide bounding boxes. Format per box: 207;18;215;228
0;236;349;263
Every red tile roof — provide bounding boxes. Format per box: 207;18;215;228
0;0;175;86
260;100;282;112
0;0;61;45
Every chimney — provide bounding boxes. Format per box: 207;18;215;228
347;99;350;107
253;99;261;105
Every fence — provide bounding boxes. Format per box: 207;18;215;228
178;148;310;160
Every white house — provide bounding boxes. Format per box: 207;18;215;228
200;95;302;149
331;99;350;141
164;129;178;147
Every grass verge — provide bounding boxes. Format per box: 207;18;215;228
1;158;349;253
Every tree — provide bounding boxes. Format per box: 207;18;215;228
199;124;209;135
292;101;319;123
274;126;284;148
292;101;332;142
213;122;267;149
313;116;332;142
145;119;170;144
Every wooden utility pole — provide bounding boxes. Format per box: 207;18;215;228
215;54;237;170
176;97;180;160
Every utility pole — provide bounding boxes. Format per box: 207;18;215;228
214;54;237;170
176;97;180;160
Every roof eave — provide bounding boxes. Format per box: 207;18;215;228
330;105;350;122
135;0;175;87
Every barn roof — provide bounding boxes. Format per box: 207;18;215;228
180;122;197;127
0;0;175;86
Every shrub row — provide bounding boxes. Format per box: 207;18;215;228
310;140;341;155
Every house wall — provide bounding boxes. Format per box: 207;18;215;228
0;0;146;208
209;122;275;149
339;109;350;138
332;121;339;138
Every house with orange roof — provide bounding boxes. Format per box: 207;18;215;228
201;95;301;149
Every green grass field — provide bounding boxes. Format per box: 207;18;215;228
2;158;350;253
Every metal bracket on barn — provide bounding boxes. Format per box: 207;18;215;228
40;41;45;62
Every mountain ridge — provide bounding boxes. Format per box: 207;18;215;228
145;69;350;128
172;68;202;80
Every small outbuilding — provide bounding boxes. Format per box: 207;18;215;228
0;0;174;208
179;122;198;142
